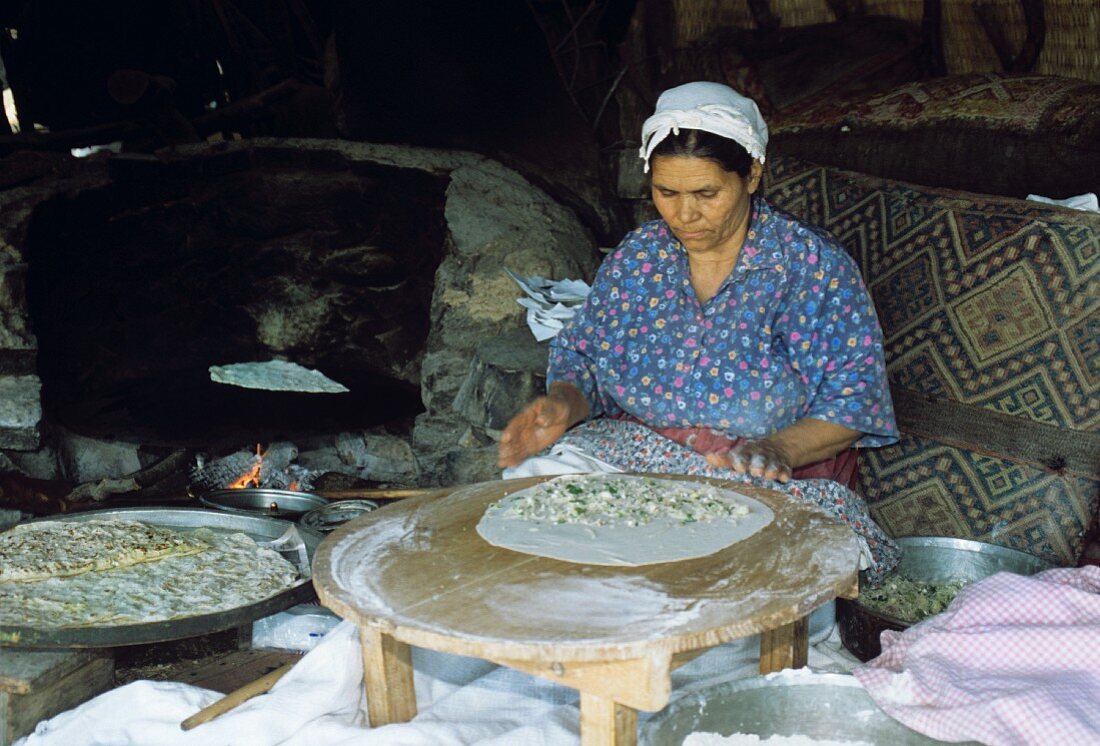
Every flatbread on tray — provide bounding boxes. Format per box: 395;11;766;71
0;519;210;582
0;520;301;628
477;474;774;566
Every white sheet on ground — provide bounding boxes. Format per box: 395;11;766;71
18;620;859;746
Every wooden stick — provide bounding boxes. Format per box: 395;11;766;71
313;487;453;501
180;661;295;731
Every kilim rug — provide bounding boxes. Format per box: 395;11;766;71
764;155;1100;566
767;73;1100;199
773;73;1100;135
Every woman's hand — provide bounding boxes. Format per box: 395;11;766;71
703;419;861;483
705;439;793;482
498;383;590;468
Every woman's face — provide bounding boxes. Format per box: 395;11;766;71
650;155;762;258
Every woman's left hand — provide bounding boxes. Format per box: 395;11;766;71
705;439;793;483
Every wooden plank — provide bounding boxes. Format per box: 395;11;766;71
360;627;417;727
1;654;113;746
178;649;301;695
579;692;637;746
0;648;103;695
893;387;1100;479
759;617;808;674
491;650;671;712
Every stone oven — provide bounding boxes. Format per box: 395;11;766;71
0;138;600;504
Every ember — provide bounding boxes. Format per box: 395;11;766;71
228;445;265;490
190;442;315;496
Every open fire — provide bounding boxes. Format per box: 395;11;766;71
225;444;301;492
191;442;315;496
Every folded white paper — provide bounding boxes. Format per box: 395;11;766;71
1026;192;1100;213
506;269;591;341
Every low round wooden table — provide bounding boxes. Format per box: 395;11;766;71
313;475;861;746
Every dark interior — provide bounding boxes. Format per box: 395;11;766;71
24;149;447;447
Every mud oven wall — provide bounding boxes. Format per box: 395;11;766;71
0;139;599;490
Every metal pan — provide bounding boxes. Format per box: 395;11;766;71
837;536;1055;661
640;670;981;745
199;488;328;520
299;499;380;533
0;507;325;649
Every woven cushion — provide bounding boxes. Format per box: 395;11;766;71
742;15;924;115
661;16;923;119
764;155;1100;565
859;434;1099;565
770;73;1100;198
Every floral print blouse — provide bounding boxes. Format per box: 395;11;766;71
549;197;898;448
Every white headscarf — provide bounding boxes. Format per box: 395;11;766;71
639;82;769;172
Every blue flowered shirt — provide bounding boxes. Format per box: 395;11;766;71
548;197;898;447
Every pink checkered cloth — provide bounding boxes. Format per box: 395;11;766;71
854;566;1100;745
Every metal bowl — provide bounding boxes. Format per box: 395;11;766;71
300;499;380;533
838;536;1055;661
640;670;977;745
200;488;328;520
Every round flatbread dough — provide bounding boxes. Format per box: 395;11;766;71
477;474;774;566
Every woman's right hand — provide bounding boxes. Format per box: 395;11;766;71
497;383;589;468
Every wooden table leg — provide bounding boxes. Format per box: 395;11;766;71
580;692;637;746
759;615;809;673
359;626;417;726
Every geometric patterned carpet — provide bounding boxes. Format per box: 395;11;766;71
859;435;1098;565
765;155;1100;565
774;73;1100;136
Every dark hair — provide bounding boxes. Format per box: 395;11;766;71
649;128;754;177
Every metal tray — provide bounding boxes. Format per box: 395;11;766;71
200;488;328;519
640;670;980;745
0;507;325;649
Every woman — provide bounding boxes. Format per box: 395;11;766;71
498;82;900;582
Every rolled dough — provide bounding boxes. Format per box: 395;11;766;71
477;475;774;566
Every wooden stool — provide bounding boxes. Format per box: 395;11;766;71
0;648;113;745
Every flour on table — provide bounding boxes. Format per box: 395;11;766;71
477;474;773;566
684;733;874;746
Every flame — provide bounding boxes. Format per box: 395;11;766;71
287;481;300;491
228;444;265;489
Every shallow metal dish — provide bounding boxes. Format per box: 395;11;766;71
200;488;328;520
838;536;1055;661
640;670;979;745
300;499;380;533
0;507;324;649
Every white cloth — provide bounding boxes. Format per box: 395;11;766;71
1026;192;1100;213
20;621;859;746
639;82;769;172
500;442;623;479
